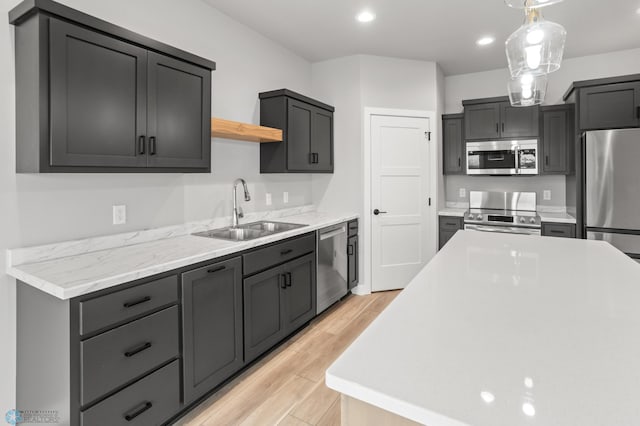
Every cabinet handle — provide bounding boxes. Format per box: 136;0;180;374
123;296;151;308
286;272;292;287
124;342;152;358
496;123;499;133
501;122;505;132
124;402;153;421
347;244;354;256
280;249;293;256
545;155;549;166
138;136;145;155
458;157;461;167
207;265;226;274
280;274;287;289
149;137;157;155
314;153;319;164
636;106;640;119
308;153;314;164
550;230;565;235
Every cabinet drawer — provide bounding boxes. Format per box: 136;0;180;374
348;220;359;237
542;223;576;238
243;233;315;276
80;306;179;406
439;216;464;231
80;360;180;426
79;275;178;336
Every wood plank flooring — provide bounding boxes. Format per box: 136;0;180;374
174;290;400;426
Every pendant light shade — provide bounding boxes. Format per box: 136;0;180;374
507;74;548;107
505;8;566;78
504;0;564;9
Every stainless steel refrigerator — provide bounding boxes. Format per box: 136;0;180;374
585;129;640;263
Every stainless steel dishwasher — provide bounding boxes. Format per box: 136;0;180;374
317;222;349;314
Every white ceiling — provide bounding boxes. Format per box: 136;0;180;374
203;0;640;75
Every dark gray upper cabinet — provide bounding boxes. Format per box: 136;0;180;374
463;97;538;141
500;103;539;138
442;114;465;175
181;257;244;405
463;103;501;140
578;82;640;130
540;105;574;175
11;0;215;173
259;89;334;173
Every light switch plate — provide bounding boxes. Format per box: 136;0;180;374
459;188;466;198
113;205;126;225
543;190;551;201
266;193;272;206
283;192;289;204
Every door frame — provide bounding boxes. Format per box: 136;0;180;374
358;108;438;295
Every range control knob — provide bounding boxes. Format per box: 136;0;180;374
520;217;526;223
530;218;537;224
476;214;483;220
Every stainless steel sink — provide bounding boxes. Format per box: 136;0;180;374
193;221;306;241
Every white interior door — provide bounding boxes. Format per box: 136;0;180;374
371;114;431;292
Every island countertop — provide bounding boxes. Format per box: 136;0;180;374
326;231;640;426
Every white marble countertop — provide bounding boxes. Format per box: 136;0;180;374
538;211;576;224
326;231;640;426
438;208;467;217
6;210;357;300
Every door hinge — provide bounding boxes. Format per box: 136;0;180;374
428;197;432;206
425;131;431;141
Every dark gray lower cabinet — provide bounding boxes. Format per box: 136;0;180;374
542;222;576;238
347;235;359;290
439;216;464;249
181;257;244;405
282;253;316;333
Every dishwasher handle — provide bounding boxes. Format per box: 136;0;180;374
319;225;347;241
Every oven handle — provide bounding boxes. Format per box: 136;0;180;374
319;225;347;241
464;224;541;236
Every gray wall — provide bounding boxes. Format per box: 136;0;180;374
443;47;640;208
0;0;313;411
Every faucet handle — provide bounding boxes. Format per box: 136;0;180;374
238;206;244;219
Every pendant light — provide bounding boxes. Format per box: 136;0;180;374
505;7;567;78
504;0;564;8
508;74;548;107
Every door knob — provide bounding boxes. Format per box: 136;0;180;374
373;209;387;215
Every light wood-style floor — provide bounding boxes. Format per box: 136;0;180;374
174;290;400;426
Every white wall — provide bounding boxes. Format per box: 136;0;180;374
0;0;313;413
443;47;640;207
312;55;441;294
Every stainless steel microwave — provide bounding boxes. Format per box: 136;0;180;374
466;140;538;176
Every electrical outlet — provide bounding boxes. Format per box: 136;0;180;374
283;192;289;204
459;188;466;198
112;205;126;225
543;190;551;201
265;193;272;206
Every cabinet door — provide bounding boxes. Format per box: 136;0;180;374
282;253;316;334
182;257;243;404
287;99;314;171
443;117;464;174
464;103;500;140
541;109;569;174
243;265;286;363
49;18;147;167
311;108;334;172
500;103;539;138
347;235;358;290
147;52;211;170
579;82;640;130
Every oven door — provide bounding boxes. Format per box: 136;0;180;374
466;140;538;176
465;224;541;236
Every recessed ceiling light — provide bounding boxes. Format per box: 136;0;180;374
356;10;376;23
476;36;495;46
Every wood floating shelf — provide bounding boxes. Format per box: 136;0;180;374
210;118;282;143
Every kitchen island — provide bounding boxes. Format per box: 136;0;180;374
326;230;640;426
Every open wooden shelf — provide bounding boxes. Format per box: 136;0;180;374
210;118;282;143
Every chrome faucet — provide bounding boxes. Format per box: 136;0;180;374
232;178;251;227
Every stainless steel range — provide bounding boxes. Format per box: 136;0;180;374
464;191;541;236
